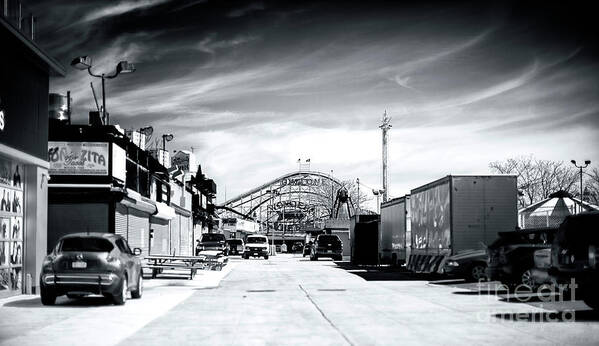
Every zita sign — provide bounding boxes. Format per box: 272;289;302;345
48;142;109;175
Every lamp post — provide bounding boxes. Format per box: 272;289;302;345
356;178;360;213
571;159;591;203
162;133;174;151
372;189;384;214
70;56;136;125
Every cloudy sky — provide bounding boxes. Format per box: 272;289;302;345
32;0;599;207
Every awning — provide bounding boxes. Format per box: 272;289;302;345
120;189;156;214
153;202;176;220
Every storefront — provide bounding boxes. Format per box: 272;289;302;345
0;14;65;297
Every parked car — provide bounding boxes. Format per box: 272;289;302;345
442;249;489;282
198;233;228;255
243;235;269;259
549;211;599;309
487;227;557;289
310;234;343;261
226;239;244;256
40;233;143;306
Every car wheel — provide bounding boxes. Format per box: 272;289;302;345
470;264;488;282
40;287;56;306
264;255;269;260
520;268;537;290
131;273;143;299
113;276;128;305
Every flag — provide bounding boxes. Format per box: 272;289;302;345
306;159;310;162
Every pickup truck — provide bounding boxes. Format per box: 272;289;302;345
310;234;343;261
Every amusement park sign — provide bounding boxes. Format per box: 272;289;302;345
279;177;322;187
272;200;315;211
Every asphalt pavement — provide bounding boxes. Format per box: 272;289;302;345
1;254;599;345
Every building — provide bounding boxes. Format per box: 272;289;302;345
48;121;175;258
1;3;65;297
518;190;599;229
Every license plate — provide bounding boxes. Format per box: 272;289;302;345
253;253;259;255
327;250;332;253
72;261;87;269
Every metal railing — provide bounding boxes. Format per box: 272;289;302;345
2;0;36;41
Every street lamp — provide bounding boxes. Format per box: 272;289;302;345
266;189;279;256
70;56;136;125
356;178;360;213
162;133;174;151
372;189;385;214
571;159;591;202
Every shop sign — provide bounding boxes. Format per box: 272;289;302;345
48;142;109;176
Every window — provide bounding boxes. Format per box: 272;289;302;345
115;238;132;254
60;237;114;252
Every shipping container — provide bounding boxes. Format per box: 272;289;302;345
379;195;410;265
407;175;517;272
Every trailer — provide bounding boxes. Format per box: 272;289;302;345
406;175;517;273
379;195;410;265
350;214;380;265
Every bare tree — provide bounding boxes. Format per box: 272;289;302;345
489;155;578;208
585;167;599;205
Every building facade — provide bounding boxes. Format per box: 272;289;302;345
0;6;65;297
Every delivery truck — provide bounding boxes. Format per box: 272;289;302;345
405;175;517;272
379;195;410;265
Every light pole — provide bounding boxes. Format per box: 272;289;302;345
571;159;591;203
372;189;384;214
266;189;279;255
162;134;174;151
71;56;136;125
356;178;360;213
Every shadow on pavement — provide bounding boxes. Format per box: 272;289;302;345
4;296;114;308
333;261;443;281
494;309;599;322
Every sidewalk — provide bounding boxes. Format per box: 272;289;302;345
0;262;236;307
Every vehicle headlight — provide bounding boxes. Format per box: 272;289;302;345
446;260;459;267
42;257;53;271
589;245;597;269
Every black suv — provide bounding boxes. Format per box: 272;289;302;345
550;211;599;309
310;234;343;261
40;233;143;305
487;227;557;289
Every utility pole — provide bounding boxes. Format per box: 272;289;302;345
356;178;360;213
379;110;392;203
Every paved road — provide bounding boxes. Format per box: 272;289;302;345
2;254;599;345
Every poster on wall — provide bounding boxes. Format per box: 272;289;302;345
0;156;24;297
48;141;109;176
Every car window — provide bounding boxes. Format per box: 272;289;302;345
61;237;114;252
115;239;132;254
318;235;341;242
201;234;225;242
247;237;267;243
227;239;242;245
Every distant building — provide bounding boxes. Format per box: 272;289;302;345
518;190;599;229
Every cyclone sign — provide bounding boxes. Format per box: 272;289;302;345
279;177;322;187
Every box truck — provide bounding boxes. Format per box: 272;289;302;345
406;175;517;272
379;195;410;265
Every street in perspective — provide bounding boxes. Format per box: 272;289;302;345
2;1;599;345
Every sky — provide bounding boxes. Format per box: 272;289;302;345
31;0;599;208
